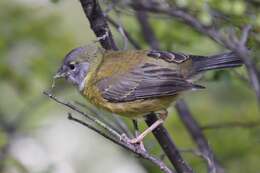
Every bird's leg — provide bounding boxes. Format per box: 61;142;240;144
129;110;168;144
132;120;146;151
132;119;139;138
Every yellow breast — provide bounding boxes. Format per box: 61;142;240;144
84;84;177;118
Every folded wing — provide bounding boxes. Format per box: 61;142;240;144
97;62;203;103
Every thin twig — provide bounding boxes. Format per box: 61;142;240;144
106;16;141;49
134;0;197;172
75;100;130;135
129;1;260;102
43;91;122;139
132;3;193;172
179;148;216;170
78;0;188;172
145;115;193;173
135;8;160;49
131;2;224;172
175;100;223;173
240;25;252;46
44;93;173;173
105;15;128;50
68;112;117;142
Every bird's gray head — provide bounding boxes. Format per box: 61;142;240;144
54;45;98;91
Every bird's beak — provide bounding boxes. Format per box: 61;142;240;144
53;71;66;79
51;69;66;89
53;67;67;79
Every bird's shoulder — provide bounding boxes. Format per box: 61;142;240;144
95;50;147;81
95;49;195;81
146;50;190;63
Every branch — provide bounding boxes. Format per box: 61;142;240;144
78;0;191;172
74;101;132;137
132;3;193;172
44;92;173;173
131;3;224;172
107;14;196;172
135;9;160;49
145;114;193;173
130;2;260;102
106;16;141;49
44;91;122;139
179;148;219;169
79;0;117;50
175;100;224;173
240;25;252;46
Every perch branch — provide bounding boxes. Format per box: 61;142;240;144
131;2;223;172
145;114;193;173
43;91;121;139
79;0;192;172
175;100;224;173
44;92;173;173
133;3;193;172
130;2;260;102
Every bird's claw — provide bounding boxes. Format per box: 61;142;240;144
119;133;146;151
119;134;140;144
129;138;141;144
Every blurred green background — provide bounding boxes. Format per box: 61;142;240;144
0;0;259;173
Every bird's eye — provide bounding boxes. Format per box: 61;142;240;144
68;63;75;70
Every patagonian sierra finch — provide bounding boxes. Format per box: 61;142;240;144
53;44;243;144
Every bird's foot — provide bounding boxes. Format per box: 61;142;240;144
128;136;143;144
129;138;146;151
120;133;146;151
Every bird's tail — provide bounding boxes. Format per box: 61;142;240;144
190;52;243;76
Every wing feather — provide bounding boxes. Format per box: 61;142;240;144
97;61;203;103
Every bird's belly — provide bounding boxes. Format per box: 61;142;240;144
83;85;178;118
96;96;177;118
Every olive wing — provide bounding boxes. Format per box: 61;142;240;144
96;62;203;103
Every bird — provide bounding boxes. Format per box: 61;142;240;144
53;44;243;144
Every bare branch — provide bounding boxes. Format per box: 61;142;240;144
132;3;193;172
132;3;223;172
180;148;217;169
145;114;193;173
79;0;117;50
44;92;174;173
129;1;260;102
106;16;141;49
68;112;118;142
43;91;122;139
135;9;160;49
78;0;191;172
74;101;132;136
175;100;224;173
240;25;252;46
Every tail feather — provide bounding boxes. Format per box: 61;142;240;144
190;52;243;76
